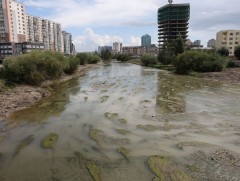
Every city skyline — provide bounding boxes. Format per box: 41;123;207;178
15;0;240;52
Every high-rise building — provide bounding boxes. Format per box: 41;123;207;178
194;40;201;46
141;34;151;48
112;42;122;54
216;30;240;56
158;1;190;48
0;0;27;43
62;31;72;55
207;39;216;48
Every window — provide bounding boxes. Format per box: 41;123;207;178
236;32;239;35
230;33;233;36
229;38;233;41
229;47;232;49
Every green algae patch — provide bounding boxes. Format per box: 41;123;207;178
117;147;130;161
100;96;109;103
118;97;124;101
104;112;119;121
100;90;108;94
41;133;59;149
147;155;194;181
84;97;88;102
152;176;161;181
13;135;34;157
137;125;163;131
115;129;130;135
177;141;214;150
117;118;127;124
86;161;101;181
89;129;103;144
140;100;152;103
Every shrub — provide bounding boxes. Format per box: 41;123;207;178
141;54;157;66
64;55;79;74
88;55;101;64
2;51;73;85
217;47;229;57
116;54;131;62
234;46;240;59
174;51;225;75
76;53;89;65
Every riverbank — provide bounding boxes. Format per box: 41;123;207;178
198;67;240;86
0;63;99;122
128;59;240;86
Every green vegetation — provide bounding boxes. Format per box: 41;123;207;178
76;52;88;65
117;147;130;160
0;51;99;86
234;46;240;59
101;49;112;61
174;51;225;75
217;47;229;57
114;54;131;62
86;161;101;181
41;133;59;149
141;54;157;66
147;155;194;181
76;52;101;65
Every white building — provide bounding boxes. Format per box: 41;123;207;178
62;31;72;55
0;0;27;43
112;42;122;54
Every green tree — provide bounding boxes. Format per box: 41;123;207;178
217;47;229;57
76;53;89;65
158;43;175;65
141;54;157;66
234;46;240;59
174;38;184;56
101;49;111;61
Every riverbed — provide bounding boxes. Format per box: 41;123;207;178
0;63;240;181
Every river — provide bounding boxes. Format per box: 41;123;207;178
0;62;240;181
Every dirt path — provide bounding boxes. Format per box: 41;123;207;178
198;68;240;86
0;64;99;122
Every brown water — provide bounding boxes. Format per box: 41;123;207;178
0;63;240;181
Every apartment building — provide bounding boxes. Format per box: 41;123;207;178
0;0;72;58
112;42;122;54
122;46;146;56
0;0;27;43
216;30;240;56
62;31;72;55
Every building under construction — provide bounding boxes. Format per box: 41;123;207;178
158;1;190;48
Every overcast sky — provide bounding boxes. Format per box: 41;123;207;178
21;0;240;52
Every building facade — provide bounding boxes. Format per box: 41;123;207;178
62;31;72;55
207;39;216;48
122;46;146;56
98;46;112;55
216;30;240;56
158;2;190;48
0;0;69;55
141;34;151;48
194;40;201;46
112;42;122;54
0;0;27;43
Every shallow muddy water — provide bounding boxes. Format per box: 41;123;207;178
1;63;240;181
